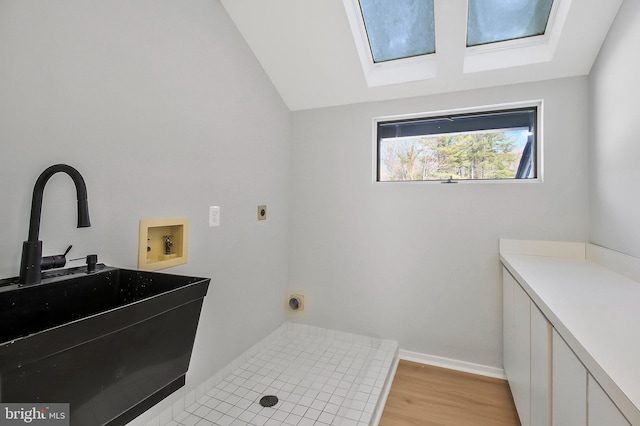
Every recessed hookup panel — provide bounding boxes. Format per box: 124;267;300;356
258;205;267;221
138;218;189;271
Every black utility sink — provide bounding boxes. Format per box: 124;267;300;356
0;265;210;426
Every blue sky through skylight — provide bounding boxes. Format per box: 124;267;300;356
358;0;435;63
467;0;554;46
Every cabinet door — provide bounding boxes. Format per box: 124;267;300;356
503;268;531;426
588;374;630;426
530;305;551;425
503;268;515;382
552;330;586;425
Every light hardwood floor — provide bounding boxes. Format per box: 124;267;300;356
379;360;520;426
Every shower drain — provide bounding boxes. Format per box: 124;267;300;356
259;395;279;408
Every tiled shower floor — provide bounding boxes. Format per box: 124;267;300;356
152;324;398;426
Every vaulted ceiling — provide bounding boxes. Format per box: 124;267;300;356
220;0;623;111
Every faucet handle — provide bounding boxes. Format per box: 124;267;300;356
41;245;73;271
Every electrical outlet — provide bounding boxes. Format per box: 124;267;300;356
209;206;220;227
257;205;267;221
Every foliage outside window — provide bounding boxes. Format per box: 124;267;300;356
376;106;538;182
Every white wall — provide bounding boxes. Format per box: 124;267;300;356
0;1;290;422
589;0;640;259
288;77;589;368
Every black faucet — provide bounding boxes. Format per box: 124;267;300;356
19;164;91;285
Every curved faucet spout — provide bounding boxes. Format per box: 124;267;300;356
19;164;91;285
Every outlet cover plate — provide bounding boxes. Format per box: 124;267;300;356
209;206;220;227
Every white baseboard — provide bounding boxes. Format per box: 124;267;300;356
399;349;507;380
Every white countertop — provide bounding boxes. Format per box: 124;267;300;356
500;243;640;424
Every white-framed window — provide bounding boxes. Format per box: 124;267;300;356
374;102;542;183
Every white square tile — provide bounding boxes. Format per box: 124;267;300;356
317;411;335;424
364;402;376;414
181;413;203;426
310;399;326;411
245;402;263;414
226;405;245;419
197;395;211;405
236;398;253;410
303;408;321;421
204;410;223;422
328;394;344;406
236;383;252;396
196;382;207;400
349;400;366;411
159;406;173;424
284;413;302;425
312;392;331;401
217;414;236;426
185;391;196;408
263;418;282;426
172;398;185;417
193;405;212;418
270;409;288;422
238;410;256;422
345;408;362;421
174;411;189;422
203;398;221;410
225;394;242;406
297;396;314;407
249;414;270;426
323;403;339;415
216;390;232;401
333;387;348;397
278;401;296;413
291;405;308;417
297;417;315;426
215;401;234;414
285;393;302;405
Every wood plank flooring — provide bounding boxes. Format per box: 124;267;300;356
379;360;520;426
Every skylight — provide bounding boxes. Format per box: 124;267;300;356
358;0;435;63
343;0;568;88
467;0;554;47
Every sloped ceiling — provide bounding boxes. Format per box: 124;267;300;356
221;0;622;111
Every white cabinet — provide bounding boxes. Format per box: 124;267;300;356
503;268;551;426
503;266;630;426
501;244;640;425
530;304;551;425
588;375;630;426
513;273;531;425
503;268;529;424
549;334;630;426
503;268;515;382
552;330;587;425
